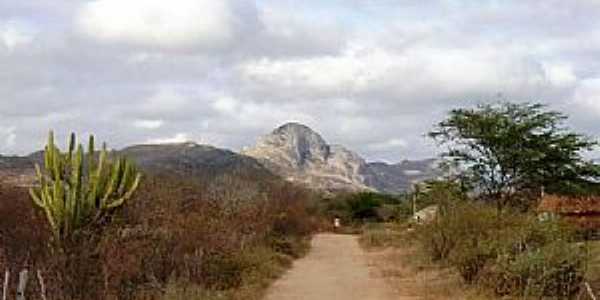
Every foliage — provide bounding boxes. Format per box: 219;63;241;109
346;192;382;220
429;102;600;210
29;131;141;245
416;200;585;297
0;171;315;299
359;223;405;249
412;180;468;215
321;192;407;224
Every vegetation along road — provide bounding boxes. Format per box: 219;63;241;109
264;233;404;300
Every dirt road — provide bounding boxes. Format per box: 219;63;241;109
264;233;400;300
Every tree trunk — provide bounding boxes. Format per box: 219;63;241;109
37;270;47;300
2;269;8;300
16;269;28;300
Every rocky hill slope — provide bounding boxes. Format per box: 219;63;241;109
0;124;438;193
243;123;438;193
0;143;275;187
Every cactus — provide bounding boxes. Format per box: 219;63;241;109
29;131;142;244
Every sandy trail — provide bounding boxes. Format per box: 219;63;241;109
264;233;401;300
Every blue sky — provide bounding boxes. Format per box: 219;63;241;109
1;0;600;162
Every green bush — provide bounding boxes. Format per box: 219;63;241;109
491;240;584;297
320;192;407;224
416;200;585;297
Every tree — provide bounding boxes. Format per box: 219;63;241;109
29;131;142;247
429;102;600;211
346;192;382;220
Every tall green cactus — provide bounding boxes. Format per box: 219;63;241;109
29;131;142;244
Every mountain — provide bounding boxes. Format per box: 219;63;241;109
243;122;439;193
0;143;276;187
120;142;274;179
0;125;438;193
0;155;37;187
242;123;373;192
365;159;439;193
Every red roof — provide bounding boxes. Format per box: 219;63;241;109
538;194;600;214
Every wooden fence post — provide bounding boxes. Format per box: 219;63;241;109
585;281;597;300
2;269;8;300
16;269;28;300
36;270;47;300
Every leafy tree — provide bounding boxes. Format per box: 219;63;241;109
346;192;382;220
429;102;600;211
413;180;468;215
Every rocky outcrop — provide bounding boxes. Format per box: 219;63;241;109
242;123;372;192
243;123;438;193
0;123;438;193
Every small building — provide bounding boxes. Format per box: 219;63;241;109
537;194;600;230
412;205;438;224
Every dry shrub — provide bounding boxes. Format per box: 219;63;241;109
416;200;585;298
0;172;316;299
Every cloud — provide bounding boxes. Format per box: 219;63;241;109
133;119;164;129
237;42;577;119
570;78;600;115
0;19;35;50
367;138;408;151
146;133;191;144
3;0;600;162
0;126;17;153
77;0;238;51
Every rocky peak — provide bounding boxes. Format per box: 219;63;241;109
244;122;439;193
249;122;331;168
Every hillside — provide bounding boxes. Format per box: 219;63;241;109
0;143;276;186
0;125;438;193
243;122;438;193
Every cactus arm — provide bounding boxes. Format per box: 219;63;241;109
71;145;84;228
34;164;44;183
100;158;121;209
89;147;106;209
106;172;141;209
116;162;131;196
29;188;44;208
68;133;75;162
88;135;95;173
29;131;142;247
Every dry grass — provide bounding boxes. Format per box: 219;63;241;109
0;173;317;299
361;224;497;300
584;240;600;296
368;245;496;299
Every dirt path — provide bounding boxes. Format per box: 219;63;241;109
264;233;401;300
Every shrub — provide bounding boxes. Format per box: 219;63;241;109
1;171;316;299
416;199;585;297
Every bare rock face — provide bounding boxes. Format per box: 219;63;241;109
243;122;438;193
243;123;373;192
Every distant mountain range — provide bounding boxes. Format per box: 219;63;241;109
0;123;439;193
242;123;439;193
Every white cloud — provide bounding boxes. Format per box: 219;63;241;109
144;87;191;114
0;20;35;50
77;0;237;50
4;1;600;160
146;133;191;144
133;119;164;129
0;126;17;152
239;41;577;106
542;63;577;88
213;96;239;114
571;78;600;114
367;138;408;152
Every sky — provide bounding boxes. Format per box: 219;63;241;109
2;0;600;162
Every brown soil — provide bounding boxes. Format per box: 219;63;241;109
263;233;405;300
